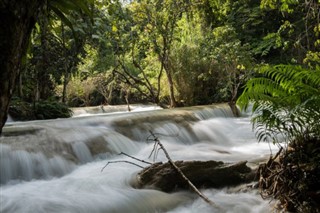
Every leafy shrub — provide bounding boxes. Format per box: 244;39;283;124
35;101;73;119
9;99;34;121
9;99;73;121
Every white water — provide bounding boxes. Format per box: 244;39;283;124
71;104;162;117
5;115;14;123
0;104;277;213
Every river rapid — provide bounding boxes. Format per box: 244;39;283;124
0;104;277;213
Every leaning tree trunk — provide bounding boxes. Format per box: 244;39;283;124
0;1;43;135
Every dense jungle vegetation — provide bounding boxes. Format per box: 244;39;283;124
0;0;319;211
2;0;317;114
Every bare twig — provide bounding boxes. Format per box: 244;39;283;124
148;139;160;161
148;131;219;208
101;161;144;172
101;152;153;172
119;152;153;165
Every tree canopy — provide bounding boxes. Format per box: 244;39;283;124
1;0;319;127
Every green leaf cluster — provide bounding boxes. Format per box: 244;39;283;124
14;0;320;109
237;65;320;143
9;99;72;121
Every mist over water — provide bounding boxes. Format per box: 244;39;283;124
0;104;277;213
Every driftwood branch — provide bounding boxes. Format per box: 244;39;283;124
148;131;218;208
101;152;153;172
101;161;144;172
119;152;153;165
136;160;254;190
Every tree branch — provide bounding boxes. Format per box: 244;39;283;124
148;131;219;208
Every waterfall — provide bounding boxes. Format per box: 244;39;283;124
0;104;277;213
71;104;162;117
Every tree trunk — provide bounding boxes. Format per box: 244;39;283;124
107;85;114;104
62;72;70;103
0;1;43;135
229;101;240;117
165;69;177;108
61;22;69;104
18;70;24;98
36;6;52;101
125;88;131;112
162;57;177;108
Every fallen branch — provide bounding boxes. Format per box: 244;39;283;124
101;152;152;172
119;152;153;165
136;160;254;190
101;161;144;172
148;131;218;208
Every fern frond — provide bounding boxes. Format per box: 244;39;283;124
237;64;320;144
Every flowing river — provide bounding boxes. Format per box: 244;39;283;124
0;104;277;213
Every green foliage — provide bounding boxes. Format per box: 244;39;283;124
170;13;213;105
8;99;34;121
49;0;93;38
260;1;319;64
64;75;97;106
16;0;319;109
20;0;94;104
35;101;73;119
9;99;72;120
260;0;298;13
237;65;320;143
202;25;254;103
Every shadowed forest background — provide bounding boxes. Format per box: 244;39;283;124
2;0;319;119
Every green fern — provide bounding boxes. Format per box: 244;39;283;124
237;64;320;143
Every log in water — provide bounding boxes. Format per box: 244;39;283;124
134;160;255;192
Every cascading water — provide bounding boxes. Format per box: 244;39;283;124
0;104;277;213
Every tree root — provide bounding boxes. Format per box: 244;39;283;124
258;139;320;213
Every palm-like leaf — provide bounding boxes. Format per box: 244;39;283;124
237;65;320;143
48;0;93;36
